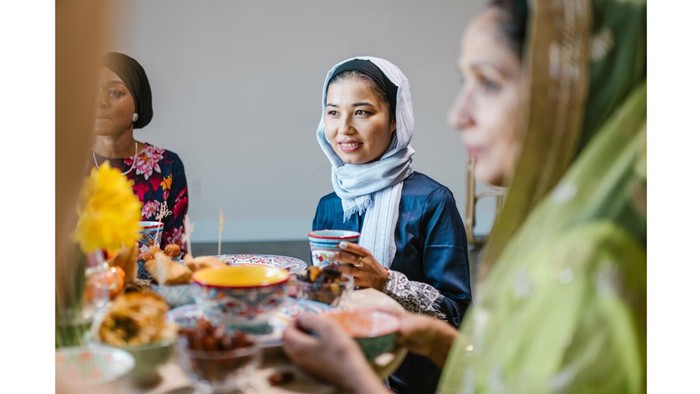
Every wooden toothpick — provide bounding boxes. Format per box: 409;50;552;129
218;210;224;256
183;215;194;256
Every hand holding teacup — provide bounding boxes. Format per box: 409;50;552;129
333;242;390;291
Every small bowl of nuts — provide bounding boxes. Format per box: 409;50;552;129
290;266;354;307
177;318;261;393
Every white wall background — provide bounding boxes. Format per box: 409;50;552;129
108;0;495;243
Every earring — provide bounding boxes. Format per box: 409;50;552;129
132;113;139;122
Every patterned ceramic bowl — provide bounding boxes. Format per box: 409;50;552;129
88;338;176;386
308;230;361;268
152;283;195;308
324;309;400;362
56;345;134;390
192;265;290;331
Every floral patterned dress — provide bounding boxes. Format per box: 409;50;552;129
94;143;189;253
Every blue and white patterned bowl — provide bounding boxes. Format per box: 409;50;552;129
192;265;290;330
152;283;195;308
308;230;360;268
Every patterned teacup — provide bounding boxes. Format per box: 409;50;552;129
308;230;361;268
137;221;164;280
137;221;164;252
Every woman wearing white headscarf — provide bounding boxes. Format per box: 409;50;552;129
311;56;472;393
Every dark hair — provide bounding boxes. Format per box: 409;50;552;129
489;0;529;60
102;52;154;129
327;59;398;121
328;71;395;121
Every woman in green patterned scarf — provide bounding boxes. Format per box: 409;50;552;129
282;0;646;392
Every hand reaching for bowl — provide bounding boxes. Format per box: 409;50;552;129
281;313;390;394
373;307;460;369
333;242;390;290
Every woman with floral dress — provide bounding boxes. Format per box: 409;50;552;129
92;52;189;257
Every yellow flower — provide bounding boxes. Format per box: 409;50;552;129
73;163;142;253
161;174;172;191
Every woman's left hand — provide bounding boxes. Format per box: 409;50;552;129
282;313;390;393
333;242;390;291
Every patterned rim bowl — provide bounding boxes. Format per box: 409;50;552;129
87;338;177;386
56;345;135;389
152;283;195;308
192;265;290;330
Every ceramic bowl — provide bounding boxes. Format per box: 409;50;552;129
191;265;290;330
137;221;164;253
152;283;195;308
88;337;176;386
118;338;176;386
308;230;361;268
56;345;134;390
324;309;400;362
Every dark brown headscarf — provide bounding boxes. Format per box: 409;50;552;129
102;52;153;129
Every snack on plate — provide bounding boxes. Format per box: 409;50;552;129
178;317;259;385
145;252;192;285
163;244;181;258
293;266;352;306
97;292;177;346
140;243;183;262
107;244;139;284
183;254;225;272
179;317;255;352
138;250;154;262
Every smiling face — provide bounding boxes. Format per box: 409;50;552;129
94;67;136;137
324;76;396;164
448;6;524;186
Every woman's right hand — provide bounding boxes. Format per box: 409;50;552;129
381;307;460;368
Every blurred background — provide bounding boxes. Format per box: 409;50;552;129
98;0;496;255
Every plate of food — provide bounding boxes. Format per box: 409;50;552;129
218;254;307;274
167;297;330;348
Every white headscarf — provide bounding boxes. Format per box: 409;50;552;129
316;56;415;267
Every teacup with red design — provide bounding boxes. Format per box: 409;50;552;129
308;230;360;268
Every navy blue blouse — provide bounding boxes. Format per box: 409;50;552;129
313;171;472;393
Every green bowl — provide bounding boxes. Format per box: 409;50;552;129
120;339;176;385
355;331;399;361
325;309;400;362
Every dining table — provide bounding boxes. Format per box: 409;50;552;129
132;288;405;394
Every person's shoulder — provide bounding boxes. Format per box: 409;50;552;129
403;171;454;198
318;191;340;205
146;143;185;164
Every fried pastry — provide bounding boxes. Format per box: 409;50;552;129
145;252;192;285
97;292;177;346
183;254;225;272
107;243;139;284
